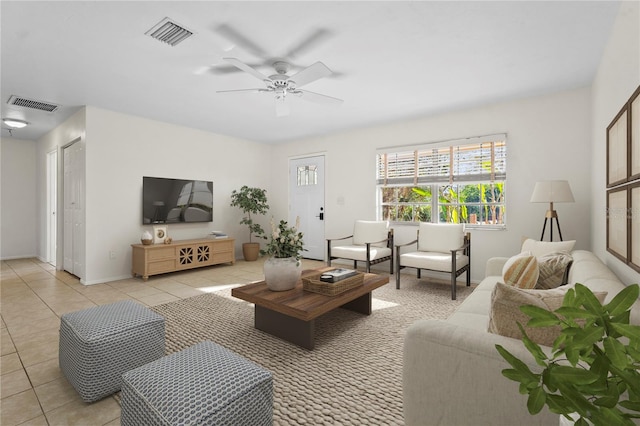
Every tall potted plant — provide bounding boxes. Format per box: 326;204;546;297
496;283;640;425
230;186;269;261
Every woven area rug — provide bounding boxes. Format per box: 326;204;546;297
151;276;475;425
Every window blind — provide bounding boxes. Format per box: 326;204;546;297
377;136;506;185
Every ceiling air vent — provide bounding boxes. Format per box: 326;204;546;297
7;95;59;112
146;17;194;47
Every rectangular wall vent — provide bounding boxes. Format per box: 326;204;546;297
146;17;194;47
8;95;59;112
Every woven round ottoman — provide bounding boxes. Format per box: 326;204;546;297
121;340;273;426
59;300;165;402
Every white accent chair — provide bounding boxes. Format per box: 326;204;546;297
395;223;470;300
327;220;394;274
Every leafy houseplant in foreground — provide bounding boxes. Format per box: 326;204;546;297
261;218;305;291
230;186;269;261
496;283;640;425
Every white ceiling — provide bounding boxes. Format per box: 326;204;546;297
1;1;620;144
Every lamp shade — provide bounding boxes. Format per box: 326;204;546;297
530;180;575;203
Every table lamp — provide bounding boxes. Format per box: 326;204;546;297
530;180;574;241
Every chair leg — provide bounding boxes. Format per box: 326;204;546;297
396;267;401;289
354;260;358;270
451;271;457;300
417;269;421;279
389;258;393;275
466;268;470;287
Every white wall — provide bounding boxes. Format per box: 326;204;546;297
1;136;37;259
81;106;271;284
271;87;593;282
591;1;640;285
6;4;635;285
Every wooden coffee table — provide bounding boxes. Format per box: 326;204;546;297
231;268;389;349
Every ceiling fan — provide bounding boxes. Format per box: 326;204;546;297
216;57;343;117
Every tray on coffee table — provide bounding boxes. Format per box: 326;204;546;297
302;270;364;296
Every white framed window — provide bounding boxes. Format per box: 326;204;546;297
376;135;506;228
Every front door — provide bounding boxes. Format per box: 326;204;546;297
289;156;325;260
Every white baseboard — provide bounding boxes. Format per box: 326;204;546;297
81;274;135;286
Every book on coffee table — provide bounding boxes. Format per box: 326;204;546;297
320;268;359;283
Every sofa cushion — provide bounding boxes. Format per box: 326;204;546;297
502;252;539;289
536;252;573;289
399;251;469;272
521;238;575;257
330;245;392;261
488;282;607;347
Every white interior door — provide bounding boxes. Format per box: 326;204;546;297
46;150;57;266
289;156;325;260
63;140;85;278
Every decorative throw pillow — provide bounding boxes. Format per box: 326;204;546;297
488;283;607;346
521;238;576;257
502;252;539;289
536;252;574;289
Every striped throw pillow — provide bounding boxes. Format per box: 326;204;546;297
536;252;573;289
502;253;539;289
488;282;607;346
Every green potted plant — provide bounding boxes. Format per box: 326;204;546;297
496;283;640;425
230;186;269;261
261;217;305;291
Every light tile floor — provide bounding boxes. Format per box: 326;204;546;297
1;256;327;425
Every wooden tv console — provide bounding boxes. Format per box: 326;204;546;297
131;238;235;281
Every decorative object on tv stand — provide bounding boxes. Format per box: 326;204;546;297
152;225;167;244
229;186;269;261
262;217;305;291
141;231;153;245
530;180;574;241
495;283;640;426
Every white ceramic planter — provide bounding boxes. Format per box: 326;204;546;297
263;257;302;291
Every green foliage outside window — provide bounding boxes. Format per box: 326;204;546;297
380;182;505;226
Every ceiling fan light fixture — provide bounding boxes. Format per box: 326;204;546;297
2;118;28;128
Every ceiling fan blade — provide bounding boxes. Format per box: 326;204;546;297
289;61;332;88
297;89;343;105
209;63;263;75
275;98;290;117
223;58;270;82
216;88;265;94
284;28;332;59
215;24;268;59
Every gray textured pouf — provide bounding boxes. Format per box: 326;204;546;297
59;300;165;402
121;340;273;426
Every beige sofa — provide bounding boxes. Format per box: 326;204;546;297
403;250;640;426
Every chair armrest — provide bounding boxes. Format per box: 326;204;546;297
395;239;418;249
326;235;353;244
450;240;470;254
395;239;418;255
368;237;391;245
485;257;509;277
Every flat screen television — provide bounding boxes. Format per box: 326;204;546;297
142;176;213;224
